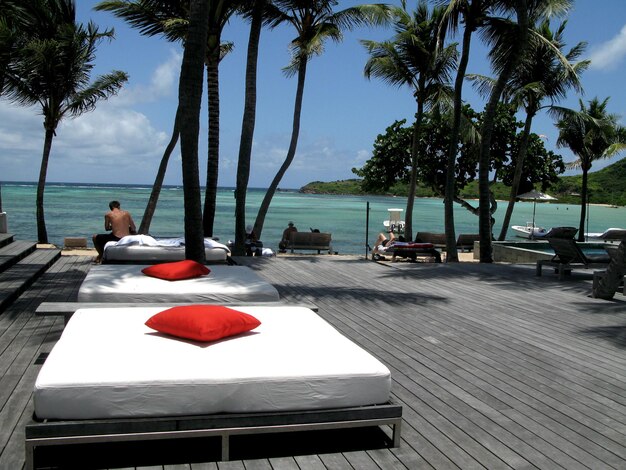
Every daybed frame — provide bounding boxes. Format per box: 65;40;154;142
26;403;402;468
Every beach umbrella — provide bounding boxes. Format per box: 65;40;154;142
517;190;557;238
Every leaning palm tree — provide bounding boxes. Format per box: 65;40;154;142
178;0;210;262
3;0;127;243
95;0;239;236
470;20;587;241
552;97;626;242
475;0;571;262
362;0;456;240
252;0;391;239
0;1;30;94
233;0;269;256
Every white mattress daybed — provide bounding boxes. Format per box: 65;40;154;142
27;306;401;467
102;235;231;264
77;264;280;303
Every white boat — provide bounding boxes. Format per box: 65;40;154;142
511;222;547;239
585;228;626;241
383;208;405;233
512;224;578;240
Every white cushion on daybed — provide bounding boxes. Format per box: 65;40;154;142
77;265;280;303
103;236;230;263
34;306;392;419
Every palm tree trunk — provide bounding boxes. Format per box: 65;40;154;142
203;34;221;238
578;168;588;242
36;128;54;244
254;59;307;239
234;1;263;256
404;99;424;242
444;22;473;262
478;0;529;262
179;0;209;262
138;106;181;234
498;110;534;241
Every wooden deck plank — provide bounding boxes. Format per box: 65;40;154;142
2;255;626;469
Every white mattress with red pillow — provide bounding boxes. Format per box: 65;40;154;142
34;306;392;419
77;265;280;303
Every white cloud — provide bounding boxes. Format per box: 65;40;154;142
589;24;626;70
115;49;182;105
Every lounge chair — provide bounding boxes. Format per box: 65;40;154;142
414;232;446;249
537;226;578;239
536;237;611;280
455;234;479;252
383;242;442;263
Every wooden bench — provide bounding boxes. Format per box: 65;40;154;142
288;232;333;254
63;237;88;249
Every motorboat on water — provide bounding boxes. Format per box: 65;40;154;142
511;222;547;238
511;223;578;240
383;208;405;233
584;228;626;241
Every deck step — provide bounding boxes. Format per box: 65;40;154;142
0;240;37;274
0;233;14;249
0;247;61;314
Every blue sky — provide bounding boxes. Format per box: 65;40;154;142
1;0;626;189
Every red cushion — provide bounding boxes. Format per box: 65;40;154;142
145;305;261;342
142;260;210;281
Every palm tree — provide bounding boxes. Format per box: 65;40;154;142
3;0;127;243
437;0;491;261
362;0;456;240
252;0;391;239
233;0;267;256
0;1;29;94
470;20;587;241
95;0;239;236
553;97;626;242
475;0;571;262
178;0;209;261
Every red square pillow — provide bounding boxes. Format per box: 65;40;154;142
145;305;261;342
142;260;210;281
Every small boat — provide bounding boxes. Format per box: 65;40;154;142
383;208;405;233
511;222;547;239
585;228;626;241
512;224;579;240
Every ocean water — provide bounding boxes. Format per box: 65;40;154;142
2;182;625;254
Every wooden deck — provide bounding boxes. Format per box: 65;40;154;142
1;254;626;469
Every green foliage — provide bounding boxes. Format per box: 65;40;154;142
352;105;564;201
551;157;626;206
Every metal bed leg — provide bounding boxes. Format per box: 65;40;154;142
25;441;34;470
221;432;230;461
392;419;402;447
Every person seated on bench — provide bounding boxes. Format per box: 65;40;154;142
278;221;298;253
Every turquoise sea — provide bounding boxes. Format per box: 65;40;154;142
2;182;625;254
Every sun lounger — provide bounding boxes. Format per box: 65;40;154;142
78;265;280;303
26;306;401;467
536;237;611;280
414;232;446;249
382;242;442;263
455;234;479;252
102;235;231;264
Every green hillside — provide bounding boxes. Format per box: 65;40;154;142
301;158;626;206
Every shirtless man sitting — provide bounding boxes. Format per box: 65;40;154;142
92;200;137;263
